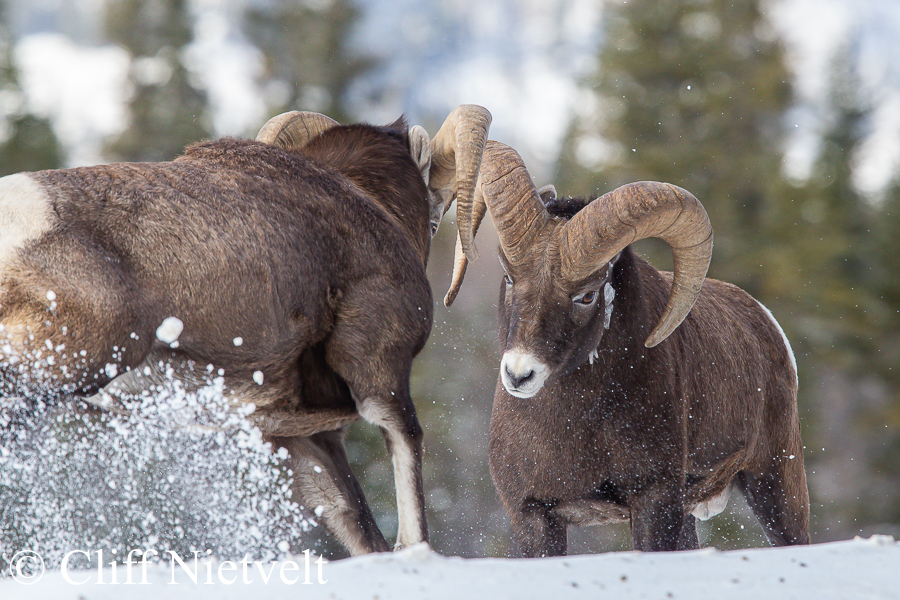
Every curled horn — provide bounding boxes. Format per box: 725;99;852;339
429;105;492;264
443;188;487;307
559;182;713;348
444;140;548;307
256;111;340;151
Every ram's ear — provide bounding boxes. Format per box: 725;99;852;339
409;125;432;186
411;124;443;237
537;184;557;203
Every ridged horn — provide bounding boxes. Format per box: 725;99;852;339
428;105;492;262
444;140;549;307
444;141;548;307
256;111;339;151
480;141;549;267
443;187;487;307
560;182;713;348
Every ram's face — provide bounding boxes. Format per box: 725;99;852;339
496;248;616;399
428;188;455;237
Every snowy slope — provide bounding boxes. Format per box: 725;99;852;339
2;536;897;599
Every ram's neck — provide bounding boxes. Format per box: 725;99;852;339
598;247;669;359
344;172;431;265
301;126;432;266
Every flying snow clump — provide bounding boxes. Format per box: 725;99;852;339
0;350;318;574
156;317;184;345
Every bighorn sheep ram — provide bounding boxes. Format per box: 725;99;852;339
446;141;809;555
0;105;492;555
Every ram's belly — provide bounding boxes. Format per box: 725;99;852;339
688;483;734;521
553;498;630;526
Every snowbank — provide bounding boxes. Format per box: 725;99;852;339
2;536;897;600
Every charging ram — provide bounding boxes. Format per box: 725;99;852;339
0;105;491;555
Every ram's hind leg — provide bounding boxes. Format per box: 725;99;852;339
737;454;810;546
1;239;152;399
270;430;390;556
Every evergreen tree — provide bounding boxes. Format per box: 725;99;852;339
774;47;880;369
869;179;900;526
103;0;211;162
243;0;372;122
877;183;900;328
0;0;62;175
773;47;900;537
556;0;791;294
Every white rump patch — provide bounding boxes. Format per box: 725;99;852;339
0;174;54;271
754;300;798;376
691;483;733;521
156;317;184;345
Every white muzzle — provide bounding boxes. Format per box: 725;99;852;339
500;350;550;399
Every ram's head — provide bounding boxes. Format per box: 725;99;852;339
256;105;492;261
448;141;713;398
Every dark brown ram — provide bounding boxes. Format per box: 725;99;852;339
448;141;809;555
0;105;492;556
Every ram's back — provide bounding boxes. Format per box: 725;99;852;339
0;138;431;402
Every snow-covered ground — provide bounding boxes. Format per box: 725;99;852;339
1;536;897;599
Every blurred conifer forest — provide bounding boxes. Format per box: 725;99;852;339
1;0;898;560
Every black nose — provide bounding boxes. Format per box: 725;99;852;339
506;366;534;389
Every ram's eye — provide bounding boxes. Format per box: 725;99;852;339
503;274;513;286
574;290;597;305
430;222;439;237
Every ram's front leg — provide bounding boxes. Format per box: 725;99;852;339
629;483;686;552
327;280;433;550
325;347;428;548
357;384;427;549
509;502;567;557
332;360;428;549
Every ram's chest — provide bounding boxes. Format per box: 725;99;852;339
490;386;674;501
